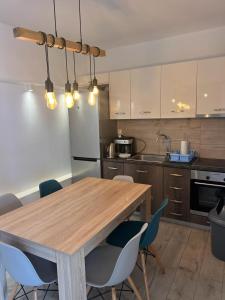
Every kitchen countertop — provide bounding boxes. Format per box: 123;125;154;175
192;158;225;173
103;156;225;172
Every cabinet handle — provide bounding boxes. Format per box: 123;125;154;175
114;112;126;115
140;111;151;114
107;167;118;170
214;108;225;112
169;212;183;217
136;170;148;173
170;199;183;204
170;173;183;177
170;186;183;190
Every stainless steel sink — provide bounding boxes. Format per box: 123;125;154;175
129;154;166;163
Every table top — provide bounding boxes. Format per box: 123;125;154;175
0;177;150;255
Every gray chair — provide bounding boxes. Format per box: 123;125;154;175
0;194;57;299
0;242;57;300
0;193;22;216
113;175;134;183
85;223;148;300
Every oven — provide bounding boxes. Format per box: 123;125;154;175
190;170;225;216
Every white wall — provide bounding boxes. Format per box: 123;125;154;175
0;82;71;197
0;22;72;200
78;26;225;75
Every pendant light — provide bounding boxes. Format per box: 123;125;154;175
62;38;74;109
72;52;80;101
44;41;57;110
88;55;96;106
92;57;99;96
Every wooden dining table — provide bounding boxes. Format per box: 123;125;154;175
0;177;151;300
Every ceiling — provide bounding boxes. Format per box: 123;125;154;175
1;0;225;49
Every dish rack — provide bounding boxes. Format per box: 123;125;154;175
169;151;195;163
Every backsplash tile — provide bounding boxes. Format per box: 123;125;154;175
117;119;225;159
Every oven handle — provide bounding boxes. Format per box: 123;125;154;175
194;182;225;188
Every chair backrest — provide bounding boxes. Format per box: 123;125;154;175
0;242;44;286
113;175;134;183
39;179;63;198
140;198;169;249
106;223;148;286
0;193;22;216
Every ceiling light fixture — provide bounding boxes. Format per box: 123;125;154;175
72;52;80;101
88;54;96;106
13;0;106;110
40;31;57;110
92;57;99;96
62;38;74;109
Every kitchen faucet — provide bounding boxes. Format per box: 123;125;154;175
156;131;171;155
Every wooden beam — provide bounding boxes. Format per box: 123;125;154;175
13;27;106;57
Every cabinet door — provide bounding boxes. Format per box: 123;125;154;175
109;70;131;119
197;57;225;116
164;167;190;221
131;66;161;119
161;61;197;118
102;161;124;179
124;163;163;214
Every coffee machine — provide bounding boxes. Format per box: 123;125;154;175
114;136;135;158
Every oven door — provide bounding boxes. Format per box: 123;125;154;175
191;180;225;215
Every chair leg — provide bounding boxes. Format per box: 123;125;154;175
33;287;38;300
112;287;117;300
140;251;150;300
8;283;19;300
127;276;143;300
148;245;165;274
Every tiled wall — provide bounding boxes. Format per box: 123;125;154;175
117;119;225;159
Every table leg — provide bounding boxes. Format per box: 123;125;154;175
56;248;87;300
0;264;7;300
140;188;152;222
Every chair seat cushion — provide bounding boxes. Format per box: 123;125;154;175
25;252;57;284
106;221;145;249
85;245;122;287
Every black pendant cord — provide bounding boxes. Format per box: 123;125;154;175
45;44;50;79
64;45;69;83
78;0;83;45
73;52;77;82
53;0;58;37
93;56;96;79
89;54;92;84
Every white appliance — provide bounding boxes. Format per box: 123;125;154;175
69;85;117;181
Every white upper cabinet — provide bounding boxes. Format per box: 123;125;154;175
109;70;130;119
197;57;225;116
161;61;197;118
130;66;161;119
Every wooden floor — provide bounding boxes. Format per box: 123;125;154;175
7;221;225;299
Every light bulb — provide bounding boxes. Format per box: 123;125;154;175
73;90;80;101
88;91;96;106
93;85;99;96
64;92;74;109
45;91;57;110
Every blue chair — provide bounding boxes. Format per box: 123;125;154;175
0;242;57;300
107;198;168;300
39;179;63;198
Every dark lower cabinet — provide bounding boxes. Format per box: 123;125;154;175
163;167;190;221
102;160;192;222
124;163;163;214
102;161;124;179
